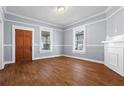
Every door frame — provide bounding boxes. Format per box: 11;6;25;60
12;25;35;63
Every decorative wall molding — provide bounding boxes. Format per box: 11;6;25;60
4;44;13;46
103;35;124;76
86;44;104;47
3;44;104;47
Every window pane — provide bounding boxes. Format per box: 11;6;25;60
75;31;84;50
75;31;84;41
41;31;50;50
75;41;83;50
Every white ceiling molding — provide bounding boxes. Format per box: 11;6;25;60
4;6;115;29
64;6;124;31
106;6;124;20
64;6;113;28
63;18;106;31
0;7;5;20
63;11;106;28
104;6;112;13
2;6;7;14
5;19;63;31
5;11;63;29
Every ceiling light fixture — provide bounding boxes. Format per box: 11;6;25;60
57;6;65;12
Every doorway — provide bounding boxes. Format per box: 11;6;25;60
15;29;32;63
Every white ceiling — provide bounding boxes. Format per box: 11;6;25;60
6;6;108;27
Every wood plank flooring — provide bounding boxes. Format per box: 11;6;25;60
0;56;124;86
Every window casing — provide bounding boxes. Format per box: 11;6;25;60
40;27;53;52
73;25;86;53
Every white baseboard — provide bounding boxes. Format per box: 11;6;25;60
62;54;104;64
33;55;62;60
0;64;4;70
4;61;15;65
3;54;103;65
3;55;62;65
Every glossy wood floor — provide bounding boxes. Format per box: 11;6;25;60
0;56;124;86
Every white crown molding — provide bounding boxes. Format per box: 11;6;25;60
106;6;124;20
64;6;114;28
63;18;106;31
6;11;63;28
0;7;5;20
2;6;7;14
4;6;124;30
104;6;112;13
64;6;124;31
63;11;106;28
4;6;108;29
5;19;63;31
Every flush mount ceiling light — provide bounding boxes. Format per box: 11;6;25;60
57;6;65;12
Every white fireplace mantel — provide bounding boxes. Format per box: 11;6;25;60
102;35;124;76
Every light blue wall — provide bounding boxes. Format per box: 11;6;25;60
106;7;124;37
63;6;124;62
5;7;121;62
63;21;106;61
4;14;63;62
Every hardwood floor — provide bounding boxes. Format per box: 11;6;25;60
0;56;124;86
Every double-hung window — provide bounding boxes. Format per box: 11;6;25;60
40;26;53;52
73;25;86;53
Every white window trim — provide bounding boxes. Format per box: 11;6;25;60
73;25;86;53
39;26;53;53
12;25;35;62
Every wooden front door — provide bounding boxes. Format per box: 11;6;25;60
16;29;32;63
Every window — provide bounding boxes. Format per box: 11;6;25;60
40;27;53;52
73;25;86;53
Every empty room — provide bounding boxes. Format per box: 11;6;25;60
0;6;124;86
